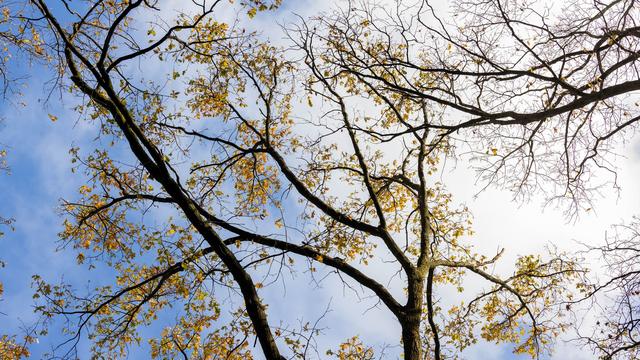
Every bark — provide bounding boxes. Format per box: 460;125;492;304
401;311;423;360
401;273;427;360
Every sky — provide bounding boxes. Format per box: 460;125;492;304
1;0;639;359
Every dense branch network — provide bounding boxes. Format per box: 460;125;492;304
12;0;639;359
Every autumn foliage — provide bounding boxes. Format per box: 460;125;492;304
0;0;639;359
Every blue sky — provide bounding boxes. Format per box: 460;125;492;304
1;1;639;359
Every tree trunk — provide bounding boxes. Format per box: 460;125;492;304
401;311;423;360
402;274;426;360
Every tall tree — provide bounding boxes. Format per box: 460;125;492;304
16;0;640;359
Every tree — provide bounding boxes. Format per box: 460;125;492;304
16;0;640;359
574;217;640;359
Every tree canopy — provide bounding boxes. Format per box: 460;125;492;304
1;0;640;359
